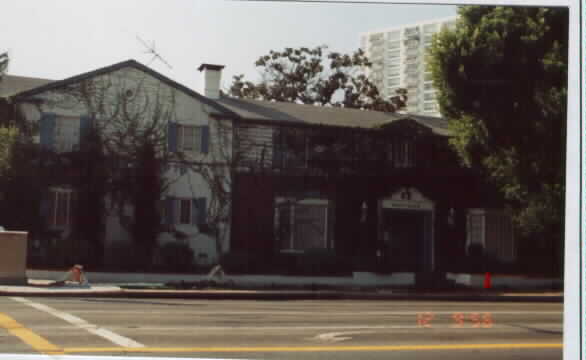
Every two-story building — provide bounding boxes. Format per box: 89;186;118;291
0;59;515;274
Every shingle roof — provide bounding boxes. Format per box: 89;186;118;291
0;75;53;97
214;96;450;136
8;59;239;118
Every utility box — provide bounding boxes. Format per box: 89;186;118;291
0;231;28;285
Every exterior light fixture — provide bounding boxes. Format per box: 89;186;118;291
361;201;368;223
448;207;455;226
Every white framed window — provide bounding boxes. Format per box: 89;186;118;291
388;140;415;168
423;102;438;112
387;30;400;41
275;198;331;252
387;40;401;50
49;188;74;227
179;199;192;225
55;116;80;152
178;125;202;153
387;77;400;87
388;49;401;58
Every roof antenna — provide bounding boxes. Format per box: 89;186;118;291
136;35;173;69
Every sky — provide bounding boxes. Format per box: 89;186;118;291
0;0;457;94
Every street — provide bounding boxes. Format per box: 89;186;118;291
0;297;562;359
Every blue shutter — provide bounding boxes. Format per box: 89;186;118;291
39;113;57;150
191;199;198;225
165;197;175;225
201;126;210;154
79;115;92;144
167;122;178;152
39;191;55;226
194;197;207;225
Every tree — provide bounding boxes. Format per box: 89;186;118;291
0;52;16;176
427;6;568;272
44;72;180;268
229;45;406;112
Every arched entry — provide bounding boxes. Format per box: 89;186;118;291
378;187;435;272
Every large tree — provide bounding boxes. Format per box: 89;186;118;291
0;52;16;176
229;45;406;112
427;6;567;271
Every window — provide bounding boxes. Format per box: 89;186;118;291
387;40;401;50
178;125;202;152
387;30;400;41
387;77;400;87
179;199;192;225
55;117;80;152
164;197;207;226
424;102;438;112
275;198;330;251
387;50;401;60
387;140;415;168
48;189;74;227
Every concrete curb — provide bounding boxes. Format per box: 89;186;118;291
0;288;563;302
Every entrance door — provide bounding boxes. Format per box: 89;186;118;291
381;210;426;271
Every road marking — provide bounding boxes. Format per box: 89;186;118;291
62;343;563;353
64;310;563;315
0;312;63;355
11;297;145;348
311;330;377;343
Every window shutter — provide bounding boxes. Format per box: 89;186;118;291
39;113;57;150
79;115;93;144
167;122;178;152
165;197;175;225
191;199;198;225
201;126;210;154
194;197;207;225
39;191;55;227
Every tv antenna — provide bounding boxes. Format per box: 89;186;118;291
136;35;173;69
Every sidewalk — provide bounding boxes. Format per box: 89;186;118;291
0;280;563;302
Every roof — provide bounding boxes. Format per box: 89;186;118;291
214;95;450;136
9;59;239;118
0;75;53;97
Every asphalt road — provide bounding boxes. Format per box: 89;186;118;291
0;297;563;360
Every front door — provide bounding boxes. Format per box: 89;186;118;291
381;209;426;271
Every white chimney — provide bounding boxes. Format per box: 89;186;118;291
198;63;224;99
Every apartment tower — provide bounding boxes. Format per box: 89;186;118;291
360;16;457;116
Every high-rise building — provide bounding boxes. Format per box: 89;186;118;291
361;16;457;116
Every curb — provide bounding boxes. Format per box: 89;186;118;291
0;289;563;302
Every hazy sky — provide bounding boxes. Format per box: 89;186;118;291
0;0;457;93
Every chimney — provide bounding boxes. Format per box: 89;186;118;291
198;63;225;99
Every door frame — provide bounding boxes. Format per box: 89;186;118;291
378;187;435;271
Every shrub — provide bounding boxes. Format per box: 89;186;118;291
220;252;269;274
158;242;194;272
297;249;351;276
104;242;144;271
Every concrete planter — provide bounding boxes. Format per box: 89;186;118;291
0;231;28;285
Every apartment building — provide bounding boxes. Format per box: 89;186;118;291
361;16;457;116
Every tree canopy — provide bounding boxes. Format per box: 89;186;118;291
229;45;406;112
427;6;567;260
0;52;17;177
